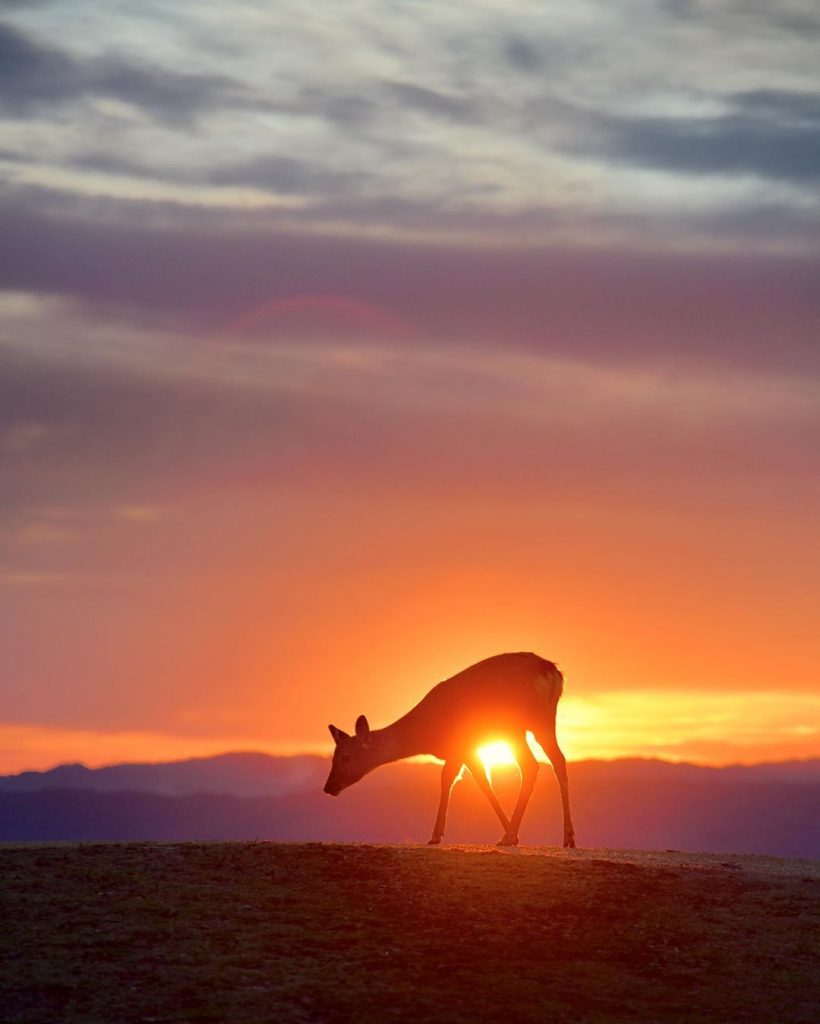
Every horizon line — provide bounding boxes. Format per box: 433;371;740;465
4;747;820;779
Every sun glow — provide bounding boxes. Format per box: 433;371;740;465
477;740;517;774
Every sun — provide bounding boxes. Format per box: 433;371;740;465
477;740;517;774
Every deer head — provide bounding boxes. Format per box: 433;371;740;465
324;714;373;795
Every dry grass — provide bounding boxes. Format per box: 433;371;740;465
1;843;817;1023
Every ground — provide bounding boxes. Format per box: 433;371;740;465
0;843;817;1024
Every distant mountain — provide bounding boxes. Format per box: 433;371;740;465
567;757;820;783
3;753;819;797
0;754;818;858
0;752;328;798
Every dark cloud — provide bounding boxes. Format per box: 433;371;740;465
88;57;260;126
773;12;820;35
298;88;376;129
502;36;546;73
207;155;361;195
660;0;820;36
324;94;376;128
380;81;478;122
0;22;264;124
733;89;820;125
0;21;77;109
301;184;820;252
1;183;818;377
4;147;360;198
65;151;185;182
660;0;697;15
733;2;820;37
600;90;820;182
285;78;486;133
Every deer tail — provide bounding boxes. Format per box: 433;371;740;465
536;659;564;707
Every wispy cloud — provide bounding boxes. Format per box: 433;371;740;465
2;1;819;249
115;505;164;524
0;22;266;125
560;691;820;763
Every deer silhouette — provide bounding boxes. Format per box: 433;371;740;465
324;652;575;847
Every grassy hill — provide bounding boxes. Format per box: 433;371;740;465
1;843;817;1023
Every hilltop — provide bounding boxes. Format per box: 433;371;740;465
1;843;817;1024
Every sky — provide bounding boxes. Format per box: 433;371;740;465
1;0;819;773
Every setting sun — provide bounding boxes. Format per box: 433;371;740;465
477;740;518;774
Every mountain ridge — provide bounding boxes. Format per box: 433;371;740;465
1;752;818;857
2;751;819;798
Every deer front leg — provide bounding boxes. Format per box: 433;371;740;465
464;756;513;838
428;760;461;844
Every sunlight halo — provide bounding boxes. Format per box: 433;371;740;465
477;740;517;774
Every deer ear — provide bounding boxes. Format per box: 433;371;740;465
328;724;348;744
355;715;370;744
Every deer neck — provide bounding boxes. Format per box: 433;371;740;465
368;714;427;767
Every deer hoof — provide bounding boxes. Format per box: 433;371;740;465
497;832;519;847
563;833;576;848
427;836;442;845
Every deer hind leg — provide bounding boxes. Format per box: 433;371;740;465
463;755;513;839
535;716;576;848
428;759;461;845
499;741;540;847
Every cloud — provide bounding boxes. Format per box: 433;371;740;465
502;36;546;74
562;689;820;762
0;22;264;124
0;21;77;112
380;80;479;122
3;3;818;261
35;148;363;200
0;0;53;10
735;89;820;124
2;184;819;381
601;91;820;182
115;505;164;524
207;155;361;195
2;283;817;542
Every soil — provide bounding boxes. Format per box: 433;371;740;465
1;843;817;1023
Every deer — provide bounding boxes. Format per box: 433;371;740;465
324;652;576;847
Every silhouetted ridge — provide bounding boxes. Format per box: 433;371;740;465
0;752;327;798
0;754;818;856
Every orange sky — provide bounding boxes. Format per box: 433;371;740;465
2;480;817;773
